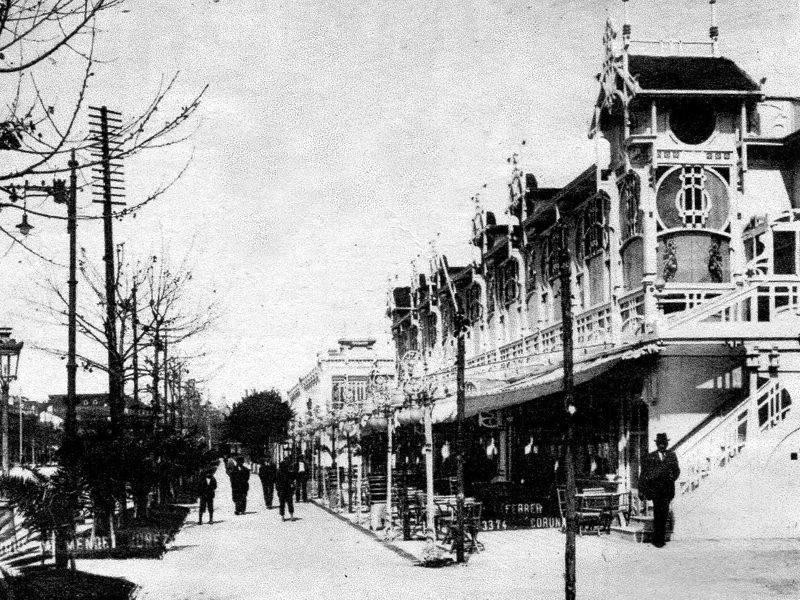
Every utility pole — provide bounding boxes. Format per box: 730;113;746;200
346;431;353;512
163;335;170;428
89;106;125;436
18;396;22;465
152;329;161;424
132;281;139;408
64;151;78;466
330;422;337;506
455;310;466;564
559;225;578;600
177;366;184;431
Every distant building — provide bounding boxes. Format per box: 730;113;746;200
9;396;43;417
287;339;395;419
287;338;394;466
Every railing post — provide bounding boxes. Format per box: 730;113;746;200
745;348;761;440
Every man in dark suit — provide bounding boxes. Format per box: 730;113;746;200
276;456;297;521
197;471;217;524
230;455;251;515
639;432;681;547
259;458;277;509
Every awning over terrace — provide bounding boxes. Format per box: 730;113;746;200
429;342;660;423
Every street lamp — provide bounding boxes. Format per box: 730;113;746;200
399;351;438;540
1;157;80;467
337;399;359;513
0;327;23;474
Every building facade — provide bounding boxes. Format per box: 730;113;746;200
287;338;394;468
389;14;800;539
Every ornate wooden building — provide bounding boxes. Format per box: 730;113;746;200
389;6;800;538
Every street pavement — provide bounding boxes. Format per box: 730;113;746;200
77;463;800;599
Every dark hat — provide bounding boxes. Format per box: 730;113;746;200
655;432;669;444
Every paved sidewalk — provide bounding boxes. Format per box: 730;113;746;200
76;464;800;599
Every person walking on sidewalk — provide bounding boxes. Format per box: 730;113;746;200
276;455;297;521
230;455;251;515
295;457;309;503
639;432;681;548
197;471;217;524
259;457;277;509
226;454;238;504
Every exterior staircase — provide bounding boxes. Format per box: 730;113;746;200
669;375;800;539
613;376;799;541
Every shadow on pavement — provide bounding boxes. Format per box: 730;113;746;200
10;567;137;600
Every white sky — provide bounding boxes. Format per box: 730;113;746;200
1;0;798;406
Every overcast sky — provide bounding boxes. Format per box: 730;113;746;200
1;0;798;406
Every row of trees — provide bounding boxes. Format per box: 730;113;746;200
0;421;220;565
0;0;217;571
34;246;217;427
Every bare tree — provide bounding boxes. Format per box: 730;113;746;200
0;0;205;175
33;247;216;431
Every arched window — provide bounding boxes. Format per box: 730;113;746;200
582;194;608;257
574;213;585;262
425;312;437;348
525;245;537;294
543;231;561;280
465;284;482;323
485;272;495;316
500;260;519;305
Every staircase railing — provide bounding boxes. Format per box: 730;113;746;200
674;378;789;496
663;279;800;332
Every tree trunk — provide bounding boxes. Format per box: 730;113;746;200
54;528;69;569
109;509;116;549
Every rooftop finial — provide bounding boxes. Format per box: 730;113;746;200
709;0;719;56
622;0;631;48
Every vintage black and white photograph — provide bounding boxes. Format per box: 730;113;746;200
0;0;796;598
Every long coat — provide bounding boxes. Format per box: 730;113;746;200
639;450;681;500
197;475;217;500
275;459;296;495
229;465;251;497
259;462;277;485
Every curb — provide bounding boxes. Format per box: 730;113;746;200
308;500;419;564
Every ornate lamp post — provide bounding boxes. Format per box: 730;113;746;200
399;351;437;537
338;403;359;513
0;328;23;474
367;367;400;537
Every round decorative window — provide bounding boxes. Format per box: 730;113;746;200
670;102;716;145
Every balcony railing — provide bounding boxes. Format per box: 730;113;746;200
422;275;800;380
657;283;734;322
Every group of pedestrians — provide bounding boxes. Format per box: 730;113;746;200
195;453;311;525
257;455;310;521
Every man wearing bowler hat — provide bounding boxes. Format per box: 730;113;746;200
639;432;680;547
